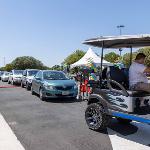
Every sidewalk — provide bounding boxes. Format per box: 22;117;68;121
0;113;25;150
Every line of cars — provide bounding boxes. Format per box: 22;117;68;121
0;69;78;100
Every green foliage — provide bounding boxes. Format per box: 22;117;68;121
63;50;85;65
11;56;47;70
51;65;62;71
104;52;120;63
5;63;13;71
122;47;150;67
138;47;150;66
122;52;137;67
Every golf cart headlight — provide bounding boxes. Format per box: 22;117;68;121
44;85;54;90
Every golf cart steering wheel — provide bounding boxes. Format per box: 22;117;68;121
106;69;129;97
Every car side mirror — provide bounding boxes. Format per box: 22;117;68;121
35;77;41;80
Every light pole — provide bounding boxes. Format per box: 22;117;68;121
117;25;125;57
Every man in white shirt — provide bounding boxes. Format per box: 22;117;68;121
129;53;150;93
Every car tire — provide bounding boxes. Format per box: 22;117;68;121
31;86;35;95
21;82;24;88
39;88;46;101
26;82;30;91
11;80;15;85
85;103;111;131
117;118;132;124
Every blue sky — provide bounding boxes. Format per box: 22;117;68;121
0;0;150;67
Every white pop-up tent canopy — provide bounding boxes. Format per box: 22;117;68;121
70;48;112;68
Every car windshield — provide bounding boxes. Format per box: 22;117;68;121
14;70;23;75
28;70;39;76
43;71;68;80
4;72;9;76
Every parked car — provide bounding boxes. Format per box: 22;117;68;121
0;71;4;80
8;70;24;85
31;70;78;100
1;72;10;82
21;69;39;90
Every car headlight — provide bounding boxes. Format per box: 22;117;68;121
74;84;78;89
44;84;54;90
27;79;32;83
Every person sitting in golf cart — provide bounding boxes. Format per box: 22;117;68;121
129;53;150;92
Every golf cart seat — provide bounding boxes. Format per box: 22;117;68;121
108;66;150;97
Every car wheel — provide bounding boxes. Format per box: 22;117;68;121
26;82;31;91
11;80;15;85
8;80;10;84
117;118;132;124
31;86;35;95
21;82;24;88
39;88;46;101
85;103;111;131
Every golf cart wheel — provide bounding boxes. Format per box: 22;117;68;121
85;103;111;131
117;118;132;124
39;88;46;101
26;82;30;91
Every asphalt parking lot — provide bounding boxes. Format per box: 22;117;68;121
0;81;150;150
0;81;113;150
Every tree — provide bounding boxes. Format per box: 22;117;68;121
122;52;137;67
138;47;150;66
63;50;85;65
51;65;62;71
11;56;47;70
104;52;120;63
5;63;13;71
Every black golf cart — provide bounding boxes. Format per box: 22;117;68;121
83;34;150;131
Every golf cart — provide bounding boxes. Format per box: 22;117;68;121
83;34;150;131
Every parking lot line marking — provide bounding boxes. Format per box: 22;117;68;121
0;113;25;150
108;122;150;150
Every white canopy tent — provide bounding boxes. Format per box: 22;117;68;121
70;48;112;68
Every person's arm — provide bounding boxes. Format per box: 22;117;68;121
144;67;150;73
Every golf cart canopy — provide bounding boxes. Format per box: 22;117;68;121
83;34;150;48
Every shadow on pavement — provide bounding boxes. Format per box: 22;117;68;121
108;118;150;147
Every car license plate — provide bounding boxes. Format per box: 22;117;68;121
62;91;70;95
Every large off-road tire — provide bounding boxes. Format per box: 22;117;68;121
85;103;111;131
39;88;46;101
117;118;132;124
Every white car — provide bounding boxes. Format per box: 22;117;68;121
8;70;24;85
1;72;10;82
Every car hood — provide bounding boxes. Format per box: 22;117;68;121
44;80;76;86
27;76;34;80
13;74;22;78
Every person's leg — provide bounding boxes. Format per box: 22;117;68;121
135;83;150;93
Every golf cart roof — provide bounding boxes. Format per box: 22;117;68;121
83;34;150;49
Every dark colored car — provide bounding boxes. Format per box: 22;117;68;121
31;70;78;100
